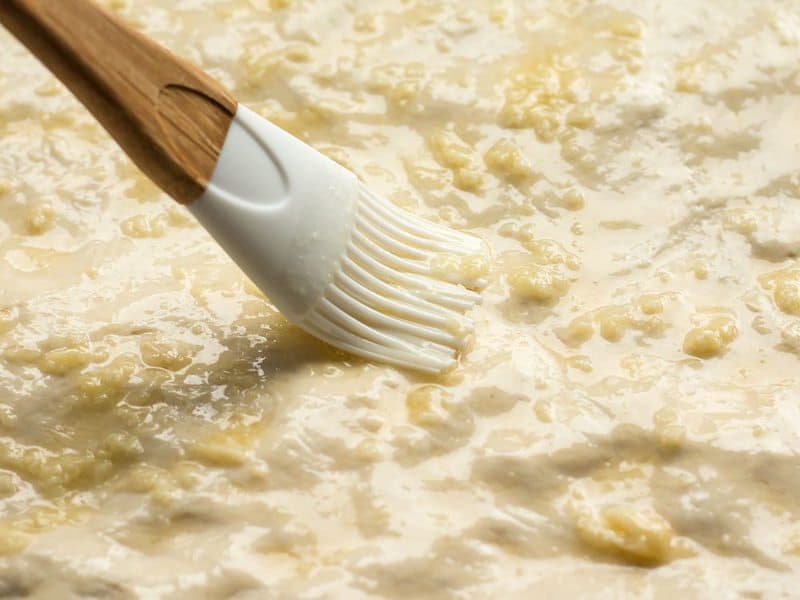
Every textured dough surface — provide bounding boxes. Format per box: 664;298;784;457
1;0;800;597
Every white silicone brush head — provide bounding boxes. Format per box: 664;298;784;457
190;105;487;373
299;185;487;373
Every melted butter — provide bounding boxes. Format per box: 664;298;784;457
2;0;800;596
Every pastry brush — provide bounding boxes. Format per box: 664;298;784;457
0;0;487;373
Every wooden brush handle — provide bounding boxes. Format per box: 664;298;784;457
0;0;237;204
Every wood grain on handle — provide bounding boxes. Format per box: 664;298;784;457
0;0;237;204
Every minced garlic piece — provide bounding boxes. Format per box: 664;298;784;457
508;264;569;302
406;385;452;427
683;316;738;358
26;202;54;234
139;339;196;371
428;130;484;191
575;505;681;565
431;252;490;285
121;212;168;238
484;139;533;181
759;268;800;316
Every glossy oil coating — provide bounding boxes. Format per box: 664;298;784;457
1;0;800;597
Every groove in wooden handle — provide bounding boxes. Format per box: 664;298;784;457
0;0;237;204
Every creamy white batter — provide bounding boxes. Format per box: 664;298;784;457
1;0;800;597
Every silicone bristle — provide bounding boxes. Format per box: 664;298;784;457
299;185;487;373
